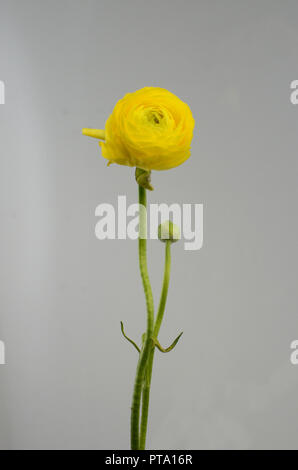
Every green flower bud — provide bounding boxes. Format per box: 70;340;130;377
158;220;180;243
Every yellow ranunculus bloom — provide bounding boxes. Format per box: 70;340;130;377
82;87;195;171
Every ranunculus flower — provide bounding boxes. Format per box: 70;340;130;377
82;87;195;171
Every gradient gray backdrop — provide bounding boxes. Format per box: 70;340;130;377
1;0;298;450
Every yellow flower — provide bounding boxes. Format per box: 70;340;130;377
82;87;195;171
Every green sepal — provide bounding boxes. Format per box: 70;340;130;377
153;332;183;353
120;321;141;353
135;168;154;191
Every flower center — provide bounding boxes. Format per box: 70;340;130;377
146;109;164;126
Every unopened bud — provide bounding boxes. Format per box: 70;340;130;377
158;220;180;243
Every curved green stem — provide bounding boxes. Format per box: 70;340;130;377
139;240;172;449
130;184;154;450
120;321;141;353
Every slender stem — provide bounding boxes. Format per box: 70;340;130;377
139;241;172;449
153;241;171;338
130;184;154;450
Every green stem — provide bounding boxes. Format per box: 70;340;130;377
139;240;171;449
153;241;171;338
130;184;154;450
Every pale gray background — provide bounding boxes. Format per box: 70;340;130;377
0;0;298;450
